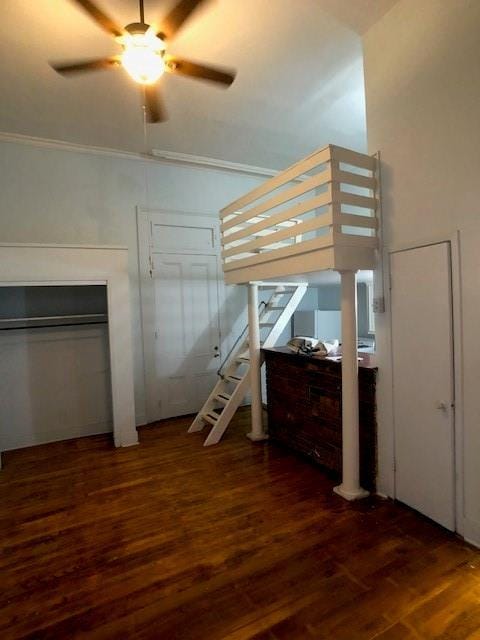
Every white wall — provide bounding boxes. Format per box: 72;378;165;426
363;0;480;544
0;138;265;428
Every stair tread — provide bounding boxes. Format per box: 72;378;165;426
226;375;243;382
202;412;220;426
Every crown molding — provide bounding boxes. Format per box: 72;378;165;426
0;131;150;162
0;243;128;250
150;149;281;178
0;131;280;178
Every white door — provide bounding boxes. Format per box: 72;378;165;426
390;242;455;530
139;211;223;421
153;251;221;418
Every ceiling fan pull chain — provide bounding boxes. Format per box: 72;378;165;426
142;89;149;152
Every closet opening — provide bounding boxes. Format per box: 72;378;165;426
0;284;113;451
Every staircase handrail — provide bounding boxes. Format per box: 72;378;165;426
217;301;266;378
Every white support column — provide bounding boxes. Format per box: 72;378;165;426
247;283;268;442
334;270;369;500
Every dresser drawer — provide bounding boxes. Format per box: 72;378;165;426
269;398;341;439
307;384;341;424
268;419;342;474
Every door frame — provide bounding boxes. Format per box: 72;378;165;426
136;208;226;423
386;232;463;534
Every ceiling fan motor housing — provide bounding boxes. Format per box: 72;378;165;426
125;22;150;35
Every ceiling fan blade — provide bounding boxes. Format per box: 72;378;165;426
51;57;120;75
143;86;168;123
166;57;236;86
70;0;124;37
158;0;208;39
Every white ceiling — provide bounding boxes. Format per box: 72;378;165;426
0;0;398;168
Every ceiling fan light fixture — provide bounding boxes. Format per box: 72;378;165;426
121;31;166;85
51;0;237;123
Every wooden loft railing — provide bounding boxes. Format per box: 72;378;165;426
217;144;380;502
220;144;379;285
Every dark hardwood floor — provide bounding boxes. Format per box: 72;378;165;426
1;408;479;639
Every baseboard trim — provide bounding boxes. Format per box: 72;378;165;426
0;421;113;452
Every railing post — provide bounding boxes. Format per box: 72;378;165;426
334;270;369;500
247;283;268;442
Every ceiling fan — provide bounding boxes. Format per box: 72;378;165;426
50;0;237;123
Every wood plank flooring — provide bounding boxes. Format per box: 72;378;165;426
1;408;479;639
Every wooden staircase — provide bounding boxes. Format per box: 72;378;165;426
188;282;307;445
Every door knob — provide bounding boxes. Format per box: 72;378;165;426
436;401;448;412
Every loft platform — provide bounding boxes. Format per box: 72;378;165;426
190;143;381;503
220;144;379;285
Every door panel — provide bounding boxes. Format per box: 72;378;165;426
390;242;455;530
153;252;221;419
152;223;215;252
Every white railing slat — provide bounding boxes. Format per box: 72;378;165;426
221;169;332;232
336;191;377;210
222;191;332;245
333;232;378;248
330;145;377;171
335;212;378;230
220;146;331;218
222;211;334;259
224;233;335;271
332;168;376;190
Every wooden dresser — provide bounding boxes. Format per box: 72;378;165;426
263;347;377;490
